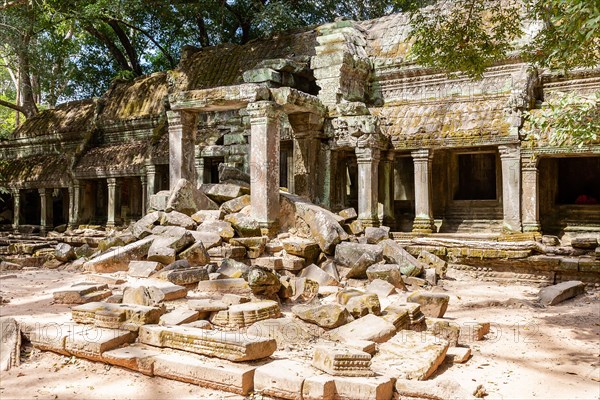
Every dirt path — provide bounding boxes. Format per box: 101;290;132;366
0;268;599;400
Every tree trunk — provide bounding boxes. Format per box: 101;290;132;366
196;14;210;47
106;19;143;76
85;24;134;74
16;49;38;118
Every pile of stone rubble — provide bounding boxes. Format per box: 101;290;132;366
22;167;495;399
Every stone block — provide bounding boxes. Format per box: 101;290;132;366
222;294;250;305
138;324;276;361
156;267;209;286
55;243;76;262
292;277;320;303
254;359;314;400
160;211;197;230
191;210;223;224
101;343;161;376
407;292;449;318
132;211;162;238
153;351;256;395
364;226;390;244
418;250;448;278
159;307;200;326
366;279;396;298
333;376;394;400
210;300;281;328
345;220;364;235
147;233;194;265
395;378;473;400
187;299;228;312
197;220;235;239
167;179;218;215
334;242;383;279
571;237;598;249
83;237;154;273
446;346;471;364
372;331;449;380
299;263;339;286
331;314;396;344
281;237;321;263
337;289;381;318
122;286;165;307
224;213;261;237
292;304;351;329
338;208;358;221
202;183;248;203
189;231;222;249
217;258;250;278
53;283;111;304
538;281;585;306
72;302;164;330
177;242;210;266
149;191;170;212
128;261;163;278
196;278;252;295
220;194;251;214
65;326;135;360
0;317;20;371
282;253;306;271
302;375;337;400
380;239;424;277
312;344;373;377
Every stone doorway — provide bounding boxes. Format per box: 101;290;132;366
203;157;224;184
0;191;13;228
393;155;415;232
52;188;69;227
280;140;293;191
21;189;41;225
454;152;498;201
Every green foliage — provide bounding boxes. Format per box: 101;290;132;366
524;91;600;147
408;0;524;78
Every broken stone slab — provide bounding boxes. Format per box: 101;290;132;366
366;263;404;288
407;292;450;318
418;250;448;279
197;220;235;239
230;236;266;258
338;207;358;221
128;261;163;278
384;302;425;328
332;376;395;400
166;178;218;216
571;237;598;249
65;326;136;360
196;278;252;295
247;316;324;344
122;286;166;307
224;212;262;237
150;191;170;212
84;237;154;273
222;294;250;305
217;258;250;278
53;283;112;304
380;239;424;277
159;307;200;326
302;375;337;400
281;236;321;263
337;289;381;318
132;211;163;238
247;266;281;296
210;300;281;328
154;267;209;286
331;314;396;344
191;210;224;224
139;324;276;361
147;233;194;265
189;231;222;249
282;253;306;271
72;302;164;330
395;378;474;400
152;350;256;395
187;299;228;312
159;211;197;230
291;277;320;303
280;193;349;254
292;303;352;329
177;242;210;266
345;220;364;235
366;279;396;298
334;242;383;279
218;164;251;184
254;359;316;400
202;183;248;203
312;344;374;377
0;317;20;371
220;194;251;214
372;331;449;380
55;243;76;262
208;245;247;259
299;263;339;286
364;226;390;244
426;318;460;347
446;346;471;364
254;256;284;270
183;320;213;330
538;281;585;306
101;343;161;376
425;268;437;286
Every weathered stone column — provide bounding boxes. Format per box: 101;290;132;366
195;157;205;187
140;175;147;215
167;110;197;189
522;161;540;232
356;147;380;227
380;151;395;227
247;101;282;233
499;144;522;232
38;188;53;233
145;164;156;210
12;188;20;230
412;149;435;233
293;137;320;200
68;181;80;229
107;178;117;228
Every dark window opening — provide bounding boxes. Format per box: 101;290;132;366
22;189;41;225
204;157;224;184
0;193;13;225
557;157;600;205
346;156;358;210
52;189;69;226
455;153;497;200
280;141;293;189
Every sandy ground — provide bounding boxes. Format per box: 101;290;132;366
0;268;599;400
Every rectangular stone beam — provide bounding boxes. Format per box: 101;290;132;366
169;84;270;112
270;87;326;116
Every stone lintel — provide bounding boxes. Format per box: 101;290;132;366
169;84;270;112
270;87;326;116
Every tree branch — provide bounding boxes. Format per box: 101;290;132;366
106;19;143;76
84;24;133;73
0;98;26;115
113;18;177;67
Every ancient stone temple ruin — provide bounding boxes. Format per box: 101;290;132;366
1;12;599;400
